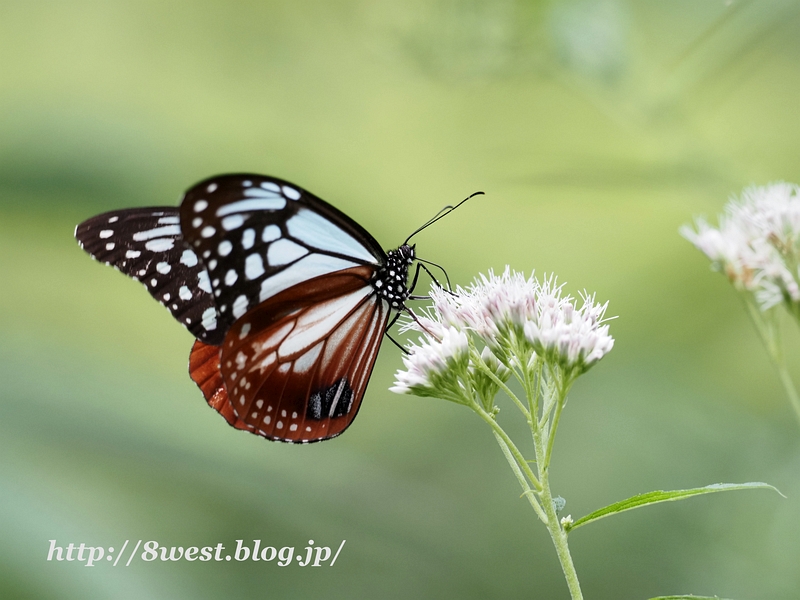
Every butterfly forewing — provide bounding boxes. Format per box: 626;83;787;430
177;174;386;337
190;266;390;443
75;208;224;345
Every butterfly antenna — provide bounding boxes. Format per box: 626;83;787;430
404;191;484;245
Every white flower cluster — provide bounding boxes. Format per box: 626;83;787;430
391;268;614;396
681;183;800;311
389;327;469;398
523;278;614;371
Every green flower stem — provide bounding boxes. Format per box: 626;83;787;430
474;368;584;599
539;366;560;429
527;360;543;418
744;299;800;427
531;408;584;600
544;391;566;469
472;403;542;491
491;431;547;524
776;363;800;427
544;375;575;468
471;349;530;418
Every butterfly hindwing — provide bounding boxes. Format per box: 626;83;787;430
188;339;248;430
177;174;386;337
189;266;389;443
75;208;224;345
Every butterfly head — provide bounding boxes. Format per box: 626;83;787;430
372;244;415;309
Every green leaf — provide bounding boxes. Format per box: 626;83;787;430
565;482;783;533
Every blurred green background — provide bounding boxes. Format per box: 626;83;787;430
2;0;800;598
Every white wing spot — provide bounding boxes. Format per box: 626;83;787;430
245;253;265;280
99;230;113;239
197;271;212;294
221;214;245;231
262;224;280;242
256;399;263;409
217;195;285;214
232;295;249;318
126;250;141;259
267;239;308;266
194;200;208;212
282;186;301;200
242;228;255;249
180;249;198;267
209;259;218;270
145;238;175;252
158;216;179;225
263;415;271;424
163;293;171;301
291;412;297;419
108;216;119;223
201;226;216;238
156;262;171;274
306;426;312;432
242;180;252;187
133;225;180;241
218;240;232;256
276;421;284;430
179;285;192;300
289;424;298;432
239;322;251;339
260;181;280;192
150;278;157;287
225;269;238;286
192;217;202;228
138;269;146;276
201;307;217;331
281;410;287;417
105;242;115;250
207;183;218;193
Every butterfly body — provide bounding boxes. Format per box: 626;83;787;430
76;174;416;443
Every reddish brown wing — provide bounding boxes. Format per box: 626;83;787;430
189;265;390;443
189;339;249;431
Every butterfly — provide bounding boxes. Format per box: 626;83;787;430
75;174;473;443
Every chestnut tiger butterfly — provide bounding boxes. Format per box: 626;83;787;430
75;173;478;443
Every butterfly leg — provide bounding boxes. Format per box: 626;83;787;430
407;262;451;300
384;311;410;354
416;258;452;290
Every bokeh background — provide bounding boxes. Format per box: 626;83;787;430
2;0;800;598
